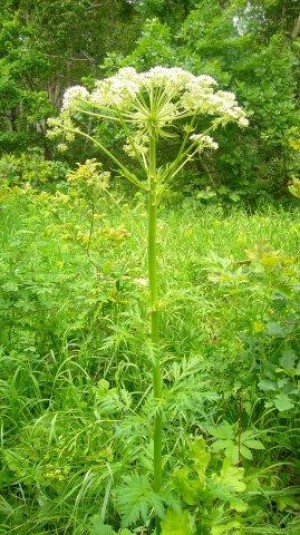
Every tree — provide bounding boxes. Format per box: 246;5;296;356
131;0;196;23
0;0;142;154
119;0;300;202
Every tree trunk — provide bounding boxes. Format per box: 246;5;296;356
292;13;300;38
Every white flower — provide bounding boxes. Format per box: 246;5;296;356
238;116;249;127
196;75;218;86
61;86;90;111
59;67;248;142
90;69;142;109
143;66;195;93
190;134;219;151
180;81;248;128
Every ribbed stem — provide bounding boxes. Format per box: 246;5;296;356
148;132;163;530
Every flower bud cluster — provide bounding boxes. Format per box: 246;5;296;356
123;131;149;160
190;134;219;152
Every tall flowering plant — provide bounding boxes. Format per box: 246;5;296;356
48;66;248;530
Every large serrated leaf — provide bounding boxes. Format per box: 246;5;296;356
173;467;199;505
258;379;277;391
188;436;211;483
220;459;246;492
229;497;248;512
161;509;195;535
211;520;241;535
265;321;284;336
243;439;264;450
116;474;164;527
279;349;297;370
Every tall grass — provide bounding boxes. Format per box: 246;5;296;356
0;187;299;534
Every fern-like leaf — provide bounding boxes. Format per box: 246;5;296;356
116;474;164;527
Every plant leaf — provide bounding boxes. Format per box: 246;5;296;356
219;459;246;492
89;515;117;535
188;436;211;483
211;520;241;535
116;474;164;527
243;439;265;450
173;467;199;505
212;439;234;453
240;445;253;460
161;509;195;535
279;350;297;370
274;393;295;412
206;421;234;440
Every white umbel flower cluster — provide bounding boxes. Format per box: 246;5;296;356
61;66;248;130
56;66;248;167
88;66;196;110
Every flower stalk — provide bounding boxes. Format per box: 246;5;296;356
148;132;163;501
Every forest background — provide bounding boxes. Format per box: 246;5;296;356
0;0;299;204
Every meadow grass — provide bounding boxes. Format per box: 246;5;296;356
0;188;299;534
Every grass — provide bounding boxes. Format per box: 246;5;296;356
0;185;299;534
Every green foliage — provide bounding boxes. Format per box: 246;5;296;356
161;509;194;535
1;0;299;204
171;438;248;532
0;183;299;533
132;0;196;24
0;0;142;155
119;0;300;204
119;18;176;70
89;517;117;535
0;151;69;187
89;515;133;535
206;422;264;463
66;159;110;207
288;128;300;199
116;475;165;526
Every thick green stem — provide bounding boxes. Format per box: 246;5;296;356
148;133;163;504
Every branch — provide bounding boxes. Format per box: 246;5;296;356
67;127;149;192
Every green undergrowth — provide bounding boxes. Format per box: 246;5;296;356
0;184;299;534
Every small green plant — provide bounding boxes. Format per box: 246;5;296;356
48;66;248;531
